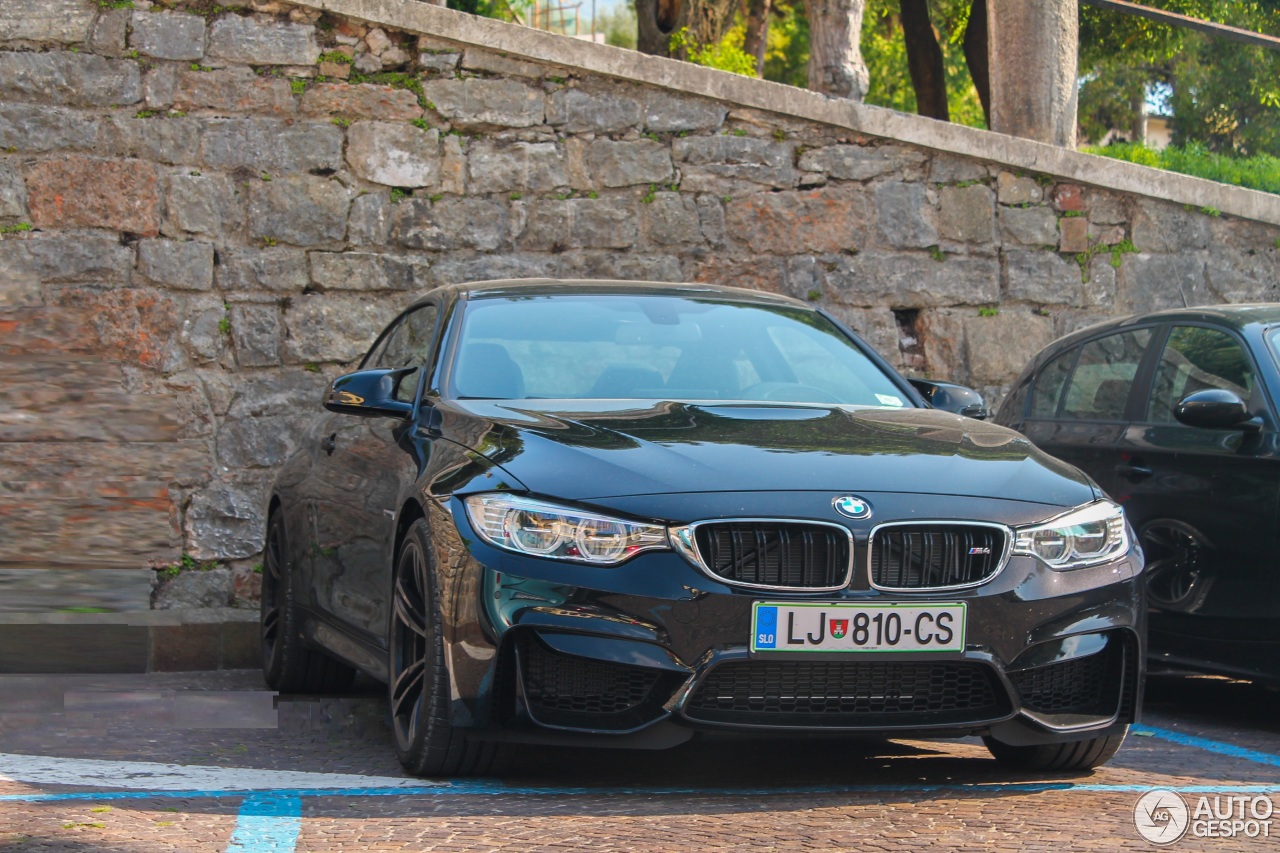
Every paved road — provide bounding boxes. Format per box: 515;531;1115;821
0;670;1277;851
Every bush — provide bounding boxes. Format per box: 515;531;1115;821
1083;141;1280;195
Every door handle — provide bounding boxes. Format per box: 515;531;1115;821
1115;462;1152;479
320;433;336;455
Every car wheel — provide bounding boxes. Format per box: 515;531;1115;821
983;726;1128;772
389;518;506;777
1142;520;1208;610
260;509;356;693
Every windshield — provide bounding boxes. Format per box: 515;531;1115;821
447;294;911;407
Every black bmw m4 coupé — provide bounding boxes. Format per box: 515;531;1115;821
262;280;1144;776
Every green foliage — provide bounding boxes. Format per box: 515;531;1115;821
1083;141;1280;195
134;109;158;119
429;193;444;202
190;63;213;72
670;27;757;77
98;0;133;7
806;289;822;302
410;118;430;130
389;188;410;204
978;306;999;317
331;116;351;127
597;1;638;50
289;78;307;95
510;191;523;200
317;51;353;64
640;184;658;203
158;553;218;579
928;245;945;262
303;363;320;373
0;222;32;235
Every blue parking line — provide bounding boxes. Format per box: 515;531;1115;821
224;793;301;853
1134;724;1280;769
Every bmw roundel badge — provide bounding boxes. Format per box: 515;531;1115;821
833;495;872;520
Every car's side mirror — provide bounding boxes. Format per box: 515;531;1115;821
324;367;416;419
910;379;989;420
1173;388;1262;431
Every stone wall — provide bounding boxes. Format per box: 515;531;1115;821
2;0;1279;611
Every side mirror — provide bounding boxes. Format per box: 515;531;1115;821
910;379;989;420
1174;388;1262;431
324;367;416;419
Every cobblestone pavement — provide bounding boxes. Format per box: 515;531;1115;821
0;671;1277;852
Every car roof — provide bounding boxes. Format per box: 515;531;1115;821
1045;303;1280;353
415;278;812;309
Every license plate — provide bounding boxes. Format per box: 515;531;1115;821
751;602;966;653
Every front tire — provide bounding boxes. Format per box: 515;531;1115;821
389;518;505;777
260;509;356;693
983;726;1128;772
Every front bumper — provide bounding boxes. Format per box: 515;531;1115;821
430;498;1145;747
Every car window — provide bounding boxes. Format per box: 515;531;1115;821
1030;349;1075;418
998;378;1030;425
372;304;439;403
1146;325;1254;423
450;295;909;406
1060;330;1151;421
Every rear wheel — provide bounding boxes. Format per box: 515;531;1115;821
389;518;506;777
983;726;1128;772
260;509;356;693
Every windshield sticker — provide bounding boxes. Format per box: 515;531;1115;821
875;394;905;407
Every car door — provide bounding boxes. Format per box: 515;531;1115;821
1020;328;1156;502
310;302;440;642
1118;322;1280;676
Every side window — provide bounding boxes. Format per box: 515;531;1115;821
998;378;1030;425
1030;349;1075;418
1146;326;1254;423
1061;329;1152;420
371;304;440;403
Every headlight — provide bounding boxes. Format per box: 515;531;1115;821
463;494;669;565
1012;500;1130;569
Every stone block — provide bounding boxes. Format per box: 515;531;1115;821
207;15;319;66
1053;183;1084;212
0;51;140;108
726;186;869;254
97;114;202;166
556;251;682;282
393;196;508;251
998;206;1057;246
1121;253;1211;313
587;139;673;188
215;247;309;293
1058;216;1089;253
129;11;207;61
216;415;310;469
461;48;545;78
929;155;988;184
180;299;229;365
1086;189;1128;225
185;479;270;560
173;68;295;115
995;172;1042;205
428;252;556;287
300;82;423;121
201;118;343;174
643;193;702;246
143;64;179;110
0;163;26;218
1003;250;1083;305
827;252;1000;308
89;7;130;57
1131;198;1211;253
282;294;400;363
673;135;796;191
874;183;936;249
518;197;636;250
825;305;902;368
137;238;214;291
547;86;643;133
419;51;460;74
248;175;350;248
26;156;161;236
963;311;1054;383
937;184;995;244
643;91;727;132
6;232;134;284
1205;245;1280;303
52;286;178;369
229;304;281;367
346;122;440;188
153;569;232;611
422;78;544;129
226;371;331;419
0;104;97;152
467;141;567;193
0;0;96;44
309;251;430;292
164;173;245;240
696;194;726;246
799;144;926;182
348;192;393;246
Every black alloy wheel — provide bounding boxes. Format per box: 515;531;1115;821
260;510;355;693
1142;520;1208;611
389;518;505;777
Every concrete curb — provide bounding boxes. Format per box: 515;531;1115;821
296;0;1280;227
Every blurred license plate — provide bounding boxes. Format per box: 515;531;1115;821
751;602;965;653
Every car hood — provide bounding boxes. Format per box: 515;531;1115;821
441;399;1097;508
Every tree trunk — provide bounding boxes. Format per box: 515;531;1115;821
899;0;948;120
637;0;681;56
963;0;990;127
804;0;869;100
742;0;771;77
986;0;1078;147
